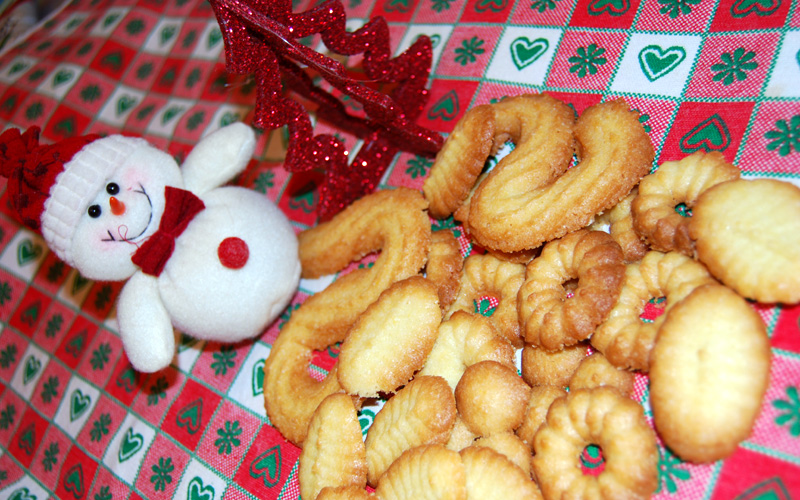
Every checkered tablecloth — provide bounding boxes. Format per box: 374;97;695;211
0;0;798;498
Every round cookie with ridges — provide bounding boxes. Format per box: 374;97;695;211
455;360;531;437
532;387;658;500
649;284;771;463
689;178;800;304
375;445;467;500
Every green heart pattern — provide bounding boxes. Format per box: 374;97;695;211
510;37;549;70
118;427;144;462
17;239;42;267
23;356;41;385
70;389;91;421
188;477;215;500
638;45;686;81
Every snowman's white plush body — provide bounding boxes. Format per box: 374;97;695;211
65;123;300;373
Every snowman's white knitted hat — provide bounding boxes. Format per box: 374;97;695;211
40;134;149;266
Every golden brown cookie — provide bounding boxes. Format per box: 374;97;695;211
589;188;648;263
460;446;543;500
568;352;635;398
631;151;740;255
471;432;533;478
299;393;368;500
375;445;467;500
455;361;531;436
338;276;441;398
689;178;800;304
365;376;457;486
649;284;771;463
427;230;465;311
532;387;658;500
518;230;626;351
520;342;589;389
516;385;567;451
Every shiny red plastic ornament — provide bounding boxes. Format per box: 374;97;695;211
208;0;443;220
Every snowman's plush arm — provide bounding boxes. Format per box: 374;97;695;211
181;122;256;194
117;271;175;373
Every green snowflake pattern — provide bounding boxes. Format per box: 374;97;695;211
568;43;607;78
773;385;800;436
211;345;237;376
765;115;800;157
150;457;175;492
656;445;691;494
0;344;18;369
90;342;112;370
657;0;701;18
90;413;112;442
0;281;12;305
80;85;102;103
431;0;453;11
0;404;16;430
254;171;275;193
45;313;63;338
711;48;757;86
47;260;66;282
215;420;243;455
406;155;433;179
94;285;113;310
41;376;59;403
530;0;558;12
42;441;59;472
147;376;169;406
454;36;486;66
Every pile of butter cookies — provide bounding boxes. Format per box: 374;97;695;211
264;93;800;500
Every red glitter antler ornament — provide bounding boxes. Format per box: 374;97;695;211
208;0;443;219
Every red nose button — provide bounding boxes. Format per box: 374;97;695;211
218;237;249;269
109;196;126;216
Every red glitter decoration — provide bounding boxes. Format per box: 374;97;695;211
208;0;443;220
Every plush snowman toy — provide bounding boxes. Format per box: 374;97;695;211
0;124;300;373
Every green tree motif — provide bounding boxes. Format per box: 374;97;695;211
0;344;17;369
773;385;800;436
46;313;63;338
126;19;145;36
80;85;102;103
530;0;558;11
91;343;112;370
0;282;11;305
214;420;243;454
42;441;59;472
711;48;757;85
406;155;433;179
254;171;275;193
0;404;16;429
765;116;800;157
454;36;486;66
211;345;237;376
568;43;607;78
431;0;454;12
150;457;175;492
657;445;691;494
41;376;59;403
90;413;112;442
147;376;169;406
657;0;701;18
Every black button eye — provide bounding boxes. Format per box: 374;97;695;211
88;205;102;218
106;182;120;195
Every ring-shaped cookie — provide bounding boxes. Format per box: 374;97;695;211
589;189;648;263
467;99;653;252
264;188;430;445
518;230;626;351
447;253;526;348
532;387;658;500
426;230;464;312
631;151;740;256
590;250;716;372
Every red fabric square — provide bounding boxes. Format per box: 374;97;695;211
0;327;27;384
41;102;94;142
124;51;167;91
55;316;98;370
546;31;627;91
75;328;123;388
9;407;48;468
163;378;221;451
104;357;142;406
462;0;514;23
136;434;191;498
131;367;184;425
0;86;28;122
418;79;481;133
88;466;133;500
569;0;640;28
192;341;248;393
30;360;71;419
76;395;128;460
370;0;419;22
197;401;262;478
8;286;51;337
635;0;716;32
711;447;800;499
436;26;502;78
80;281;122;320
32;301;76;353
124;94;168;132
30;424;73;490
736;101;800;176
0;270;27;328
659;100;753;163
90;40;138;81
11;93;59;132
111;7;161;47
709;0;791;32
63;71;117;117
55;446;99;500
31;252;71;294
234;423;301;499
0;389;26;447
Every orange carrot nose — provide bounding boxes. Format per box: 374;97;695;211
109;196;126;216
